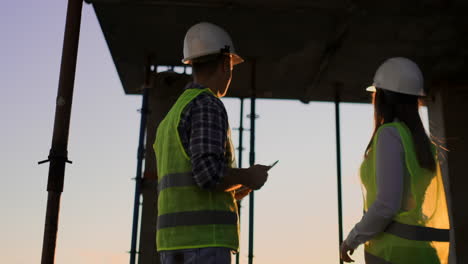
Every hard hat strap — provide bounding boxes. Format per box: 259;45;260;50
220;45;231;54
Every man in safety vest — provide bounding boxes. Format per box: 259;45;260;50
154;22;271;264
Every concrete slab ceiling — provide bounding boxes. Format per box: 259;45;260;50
87;0;468;103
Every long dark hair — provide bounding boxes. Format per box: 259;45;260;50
365;88;436;171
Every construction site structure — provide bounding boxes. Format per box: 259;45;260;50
41;0;468;263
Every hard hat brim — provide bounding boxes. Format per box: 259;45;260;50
366;84;426;96
182;52;244;66
366;86;377;92
231;54;244;66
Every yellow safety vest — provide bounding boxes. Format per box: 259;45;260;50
154;88;238;251
361;122;450;264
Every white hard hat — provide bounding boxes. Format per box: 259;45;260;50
182;22;244;65
366;57;425;96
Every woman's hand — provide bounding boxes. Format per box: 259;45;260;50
340;241;355;263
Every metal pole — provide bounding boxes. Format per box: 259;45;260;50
129;87;150;264
130;63;153;264
39;0;83;263
236;98;245;264
335;96;344;264
248;61;257;264
238;98;245;174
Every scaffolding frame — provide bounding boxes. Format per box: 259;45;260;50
40;2;345;263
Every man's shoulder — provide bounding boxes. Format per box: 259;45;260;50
192;91;225;110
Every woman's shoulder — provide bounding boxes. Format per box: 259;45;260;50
376;123;402;143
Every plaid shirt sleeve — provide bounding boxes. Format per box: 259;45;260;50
178;91;228;189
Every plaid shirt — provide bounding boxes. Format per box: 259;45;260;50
178;83;229;189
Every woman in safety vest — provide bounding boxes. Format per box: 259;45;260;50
340;57;450;264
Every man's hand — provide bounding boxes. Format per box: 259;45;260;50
340;241;355;263
244;164;270;190
234;186;252;200
218;166;269;192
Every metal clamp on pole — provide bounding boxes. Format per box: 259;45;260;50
38;149;73;165
246;114;259;119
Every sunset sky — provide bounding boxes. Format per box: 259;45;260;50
1;1;429;263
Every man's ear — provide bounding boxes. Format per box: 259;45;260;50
222;55;231;73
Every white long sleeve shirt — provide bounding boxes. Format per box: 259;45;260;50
345;125;409;249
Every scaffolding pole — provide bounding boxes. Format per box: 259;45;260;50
39;0;83;263
248;61;257;264
129;84;150;264
335;96;344;264
238;98;245;172
236;98;245;264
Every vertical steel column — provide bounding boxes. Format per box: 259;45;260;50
130;64;152;264
238;98;245;176
248;61;257;264
39;0;83;263
335;96;344;264
236;98;245;264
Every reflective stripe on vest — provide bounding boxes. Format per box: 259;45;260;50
365;251;393;264
157;172;195;193
157;211;238;230
385;221;450;242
